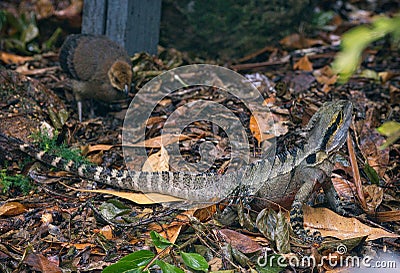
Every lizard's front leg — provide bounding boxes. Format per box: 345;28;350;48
290;167;326;242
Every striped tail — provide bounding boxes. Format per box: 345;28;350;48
17;142;238;203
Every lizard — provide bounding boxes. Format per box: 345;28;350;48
2;100;353;239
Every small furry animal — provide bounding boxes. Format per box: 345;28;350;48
59;34;133;121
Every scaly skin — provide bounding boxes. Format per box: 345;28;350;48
3;100;353;239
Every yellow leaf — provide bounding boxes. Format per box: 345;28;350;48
60;182;183;204
142;145;170;172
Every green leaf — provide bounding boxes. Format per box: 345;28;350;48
99;201;131;220
377;121;400;149
107;198;131;210
376;121;400;137
312;10;335;27
154;260;184;273
102;261;143;273
102;250;155;273
119;250;155;266
124;269;147;273
150;231;173;249
255;208;277;242
42;27;62;50
21;23;39;43
181;252;209;272
363;163;380;185
0;10;7;30
231;247;249;267
360;69;380;81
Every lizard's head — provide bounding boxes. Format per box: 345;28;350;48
108;60;133;95
305;100;353;164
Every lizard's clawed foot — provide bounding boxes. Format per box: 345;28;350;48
295;228;323;244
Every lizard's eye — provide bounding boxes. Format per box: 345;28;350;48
306;152;327;165
305;153;316;164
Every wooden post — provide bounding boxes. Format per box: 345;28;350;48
81;0;161;55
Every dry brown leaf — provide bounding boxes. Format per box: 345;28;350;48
331;175;357;201
15;65;59;75
389;84;400;104
0;202;26;217
99;225;114;240
60;182;183;204
135;208;154;218
149;211;194;254
157;226;182;254
81;144;114;155
24;252;62;273
0;51;33;65
209;257;223;271
250;111;287;144
193;205;217;222
331;14;344;27
149;211;193;234
250;114;267;143
61;243;96;250
146;116;166;126
364;185;383;212
87;150;104;165
54;0;83;19
127;134;190;148
262;97;277;106
142;145;170;172
304;206;399;241
347;132;367;210
218;229;262;254
280;33;325;49
378;71;400;83
35;0;55;19
359;113;389;178
313;65;338;87
41;213;53;225
374;210;400;222
293;55;313;71
158;98;172;107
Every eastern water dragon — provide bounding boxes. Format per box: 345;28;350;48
1;100;353;238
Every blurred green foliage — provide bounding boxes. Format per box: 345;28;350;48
332;14;400;82
376;121;400;149
0;165;34;195
0;10;61;54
